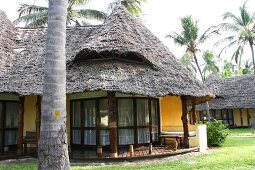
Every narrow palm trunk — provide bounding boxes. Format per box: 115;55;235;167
38;0;69;169
249;42;255;130
193;53;211;121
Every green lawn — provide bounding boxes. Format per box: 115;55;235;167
229;128;254;136
0;129;254;170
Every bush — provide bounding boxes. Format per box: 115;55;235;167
206;119;229;146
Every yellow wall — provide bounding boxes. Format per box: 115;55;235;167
160;96;182;131
23;96;37;134
233;108;253;127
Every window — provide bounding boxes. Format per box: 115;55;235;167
71;97;159;147
0;101;19;152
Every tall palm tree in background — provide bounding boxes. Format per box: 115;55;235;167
216;2;255;73
14;0;107;27
180;51;197;75
166;15;218;82
202;51;219;80
222;60;235;77
38;0;70;169
108;0;147;16
14;0;146;27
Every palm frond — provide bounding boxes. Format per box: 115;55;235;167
166;32;187;46
217;39;239;58
214;35;236;47
17;3;48;17
77;9;107;20
198;25;220;44
231;45;244;64
217;22;240;32
223;12;243;26
13;11;48;27
180;16;198;42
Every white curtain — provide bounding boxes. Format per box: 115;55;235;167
137;99;149;126
84;100;96;127
118;99;134;127
118;129;134;145
84;130;96;145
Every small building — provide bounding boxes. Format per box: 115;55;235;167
197;74;255;127
0;6;213;158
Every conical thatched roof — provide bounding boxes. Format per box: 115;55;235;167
0;6;214;104
0;10;17;73
197;74;255;110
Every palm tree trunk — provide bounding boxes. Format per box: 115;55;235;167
38;0;70;169
249;42;255;130
193;53;211;121
193;53;204;81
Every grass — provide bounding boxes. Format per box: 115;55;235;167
229;128;254;136
0;129;254;170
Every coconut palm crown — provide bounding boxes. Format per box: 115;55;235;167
14;0;107;28
166;15;219;82
216;2;255;73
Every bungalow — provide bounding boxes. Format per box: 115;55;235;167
0;5;213;158
197;74;255;127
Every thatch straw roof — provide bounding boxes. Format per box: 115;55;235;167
0;10;17;73
0;6;214;104
197;74;255;110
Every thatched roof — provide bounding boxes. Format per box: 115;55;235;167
0;6;214;104
197;74;255;110
0;10;17;73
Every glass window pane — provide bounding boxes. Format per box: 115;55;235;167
152;127;158;142
137;99;149;126
215;110;221;119
72;130;81;144
72;101;81;127
100;130;109;146
151;100;158;126
228;110;233;119
118;129;134;145
100;99;108;127
84;100;96;127
222;109;227;119
118;99;134;127
6;103;19;128
5;130;17;145
229;120;234;126
138;128;150;144
84;130;96;145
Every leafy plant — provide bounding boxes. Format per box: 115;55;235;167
206;119;229;146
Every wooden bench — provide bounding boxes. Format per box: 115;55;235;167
23;131;37;154
159;131;196;148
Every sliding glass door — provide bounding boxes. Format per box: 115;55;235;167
71;97;159;148
0;101;19;154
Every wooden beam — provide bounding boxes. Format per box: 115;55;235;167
181;96;189;148
107;91;118;157
247;109;250;126
17;96;25;155
36;95;42;148
191;100;196;125
239;109;243;126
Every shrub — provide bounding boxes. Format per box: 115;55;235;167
206;119;229;146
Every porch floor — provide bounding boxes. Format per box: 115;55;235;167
70;146;199;160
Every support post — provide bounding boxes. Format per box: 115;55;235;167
191;100;196;125
17;96;25;155
108;91;118;157
239;109;243;126
181;96;189;148
36;95;42;148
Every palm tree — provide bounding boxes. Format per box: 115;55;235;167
14;0;107;28
242;59;253;74
216;2;255;73
38;0;70;169
166;15;218;82
222;60;235;77
108;0;147;16
202;51;219;80
180;51;197;75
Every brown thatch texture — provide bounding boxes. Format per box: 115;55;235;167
0;6;214;104
0;10;17;73
197;74;255;110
